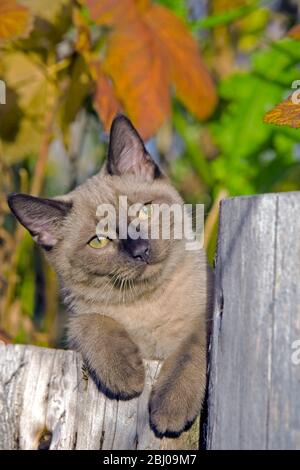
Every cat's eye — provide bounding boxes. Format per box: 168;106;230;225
88;236;109;249
138;203;153;221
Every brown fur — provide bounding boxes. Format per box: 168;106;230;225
7;115;213;438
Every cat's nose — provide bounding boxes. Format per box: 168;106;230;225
123;238;150;262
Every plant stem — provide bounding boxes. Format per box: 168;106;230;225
204;188;228;250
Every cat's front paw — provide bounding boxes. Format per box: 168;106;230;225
86;340;145;400
149;384;200;438
69;314;145;400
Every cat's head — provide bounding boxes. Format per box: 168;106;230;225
8;115;187;304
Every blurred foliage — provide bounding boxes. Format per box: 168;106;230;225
0;0;299;346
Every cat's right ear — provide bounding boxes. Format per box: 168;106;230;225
106;114;161;181
7;193;72;249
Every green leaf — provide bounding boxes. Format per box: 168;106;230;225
212;73;282;163
210;37;300;194
253;38;300;86
190;3;258;30
173;109;213;186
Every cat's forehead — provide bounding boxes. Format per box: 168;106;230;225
71;172;182;210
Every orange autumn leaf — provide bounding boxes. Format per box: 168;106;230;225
92;63;121;131
86;0;216;138
264;95;300;128
87;0;136;27
145;4;217;121
102;20;170;139
287;24;300;40
0;0;30;41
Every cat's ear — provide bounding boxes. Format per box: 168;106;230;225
107;114;161;181
7;193;72;249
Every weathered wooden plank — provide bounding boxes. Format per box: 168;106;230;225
206;193;300;450
0;344;199;450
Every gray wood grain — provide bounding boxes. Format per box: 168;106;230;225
206;193;300;450
0;344;199;450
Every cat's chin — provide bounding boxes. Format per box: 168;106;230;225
137;262;164;282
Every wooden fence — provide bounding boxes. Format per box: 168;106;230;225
0;345;198;450
206;193;300;449
1;193;300;450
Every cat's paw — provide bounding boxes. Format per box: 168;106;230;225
149;384;200;438
86;339;145;400
69;314;145;400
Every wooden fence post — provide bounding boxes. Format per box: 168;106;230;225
0;344;199;450
206;193;300;450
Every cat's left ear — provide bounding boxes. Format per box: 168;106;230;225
106;114;161;181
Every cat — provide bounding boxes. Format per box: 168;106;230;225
7;115;212;439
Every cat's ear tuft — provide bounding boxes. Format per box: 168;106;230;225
7;193;72;249
107;114;161;181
